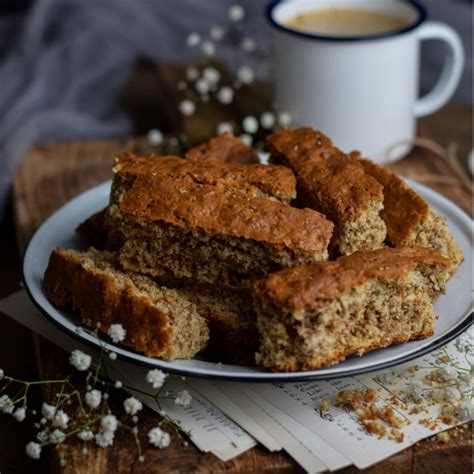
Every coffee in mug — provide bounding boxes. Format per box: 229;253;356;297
285;9;408;37
267;0;464;163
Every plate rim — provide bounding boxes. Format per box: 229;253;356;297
22;179;473;381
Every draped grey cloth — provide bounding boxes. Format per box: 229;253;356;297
0;0;471;218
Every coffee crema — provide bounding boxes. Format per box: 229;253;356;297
284;8;408;37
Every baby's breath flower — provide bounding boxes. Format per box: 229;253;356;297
185;67;199;81
115;380;123;389
229;4;245;22
132;415;139;424
124;397;143;416
37;430;49;444
78;430;94;441
186;33;201;47
108;352;117;361
108;324;126;343
179;100;196;117
209;26;225;41
41;403;56;420
139;455;145;462
237;66;254;85
177;81;187;91
40;417;47;425
147;369;167;389
0;395;14;414
239;134;253;146
174;390;192;407
25;441;41;459
82;447;88;455
217;122;233;135
101;414;118;432
95;430;115;448
13;407;26;422
203;67;221;85
85;390;102;410
50;429;66;444
53;410;69;430
148;427;171;448
260;112;276;129
103;393;109;401
69;349;91;371
242;116;259;134
195;78;211;95
0;368;4;380
201;40;216;57
278;111;292;127
217;86;234;105
241;37;256;52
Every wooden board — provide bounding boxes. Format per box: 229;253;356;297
11;62;472;473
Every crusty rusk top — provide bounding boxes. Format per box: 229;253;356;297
118;173;333;254
185;132;259;164
253;246;453;312
352;152;430;245
115;152;296;202
266;128;384;221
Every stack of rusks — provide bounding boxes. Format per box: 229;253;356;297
43;128;463;371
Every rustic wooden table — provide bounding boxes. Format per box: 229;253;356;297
4;64;473;473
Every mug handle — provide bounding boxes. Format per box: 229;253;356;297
414;21;464;118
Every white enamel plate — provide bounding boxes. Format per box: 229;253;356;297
23;179;472;381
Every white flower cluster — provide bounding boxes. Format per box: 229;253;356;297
179;100;195;117
217;122;233;135
107;323;126;343
146;369;167;389
124;397;143;416
0;394;14;414
85;389;102;410
229;4;245;22
210;26;225;41
237;66;254;85
96;414;119;448
53;410;69;430
3;328;188;462
148;426;171;448
0;394;26;422
147;128;163;146
174;390;192;407
69;350;92;371
26;441;41;460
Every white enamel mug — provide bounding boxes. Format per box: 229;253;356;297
267;0;465;163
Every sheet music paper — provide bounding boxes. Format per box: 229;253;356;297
218;382;351;472
249;334;471;469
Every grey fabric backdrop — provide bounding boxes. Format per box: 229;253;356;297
0;0;471;218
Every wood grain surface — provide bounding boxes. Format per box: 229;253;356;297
9;63;473;473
